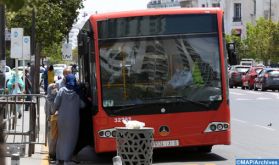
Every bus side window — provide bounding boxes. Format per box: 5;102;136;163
89;31;98;115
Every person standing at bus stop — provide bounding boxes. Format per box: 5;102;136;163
24;69;32;111
56;67;72;90
43;65;55;94
7;73;25;119
54;74;84;164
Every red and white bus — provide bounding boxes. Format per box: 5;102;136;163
78;8;230;153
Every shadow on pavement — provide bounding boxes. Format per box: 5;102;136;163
66;146;227;165
153;148;227;164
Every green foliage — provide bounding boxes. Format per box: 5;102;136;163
6;0;83;60
42;43;63;64
225;18;279;65
0;0;25;11
244;18;278;64
72;47;78;63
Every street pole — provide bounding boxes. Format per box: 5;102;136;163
0;4;5;165
0;4;5;83
269;0;272;20
31;8;37;94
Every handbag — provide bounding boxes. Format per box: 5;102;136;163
50;114;58;139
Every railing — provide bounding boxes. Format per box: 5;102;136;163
0;94;47;157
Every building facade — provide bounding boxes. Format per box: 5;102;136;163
147;0;181;8
150;0;279;37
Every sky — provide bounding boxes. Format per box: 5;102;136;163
82;0;150;14
76;0;150;24
70;0;150;47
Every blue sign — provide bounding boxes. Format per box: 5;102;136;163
14;31;18;38
24;37;29;43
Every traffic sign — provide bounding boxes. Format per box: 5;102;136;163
22;36;31;60
62;43;72;61
10;28;23;59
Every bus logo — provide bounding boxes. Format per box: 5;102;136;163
159;126;170;136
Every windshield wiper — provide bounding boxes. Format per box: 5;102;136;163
178;96;210;109
144;96;210;109
109;96;211;115
110;104;150;114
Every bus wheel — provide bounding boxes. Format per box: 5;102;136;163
197;145;212;153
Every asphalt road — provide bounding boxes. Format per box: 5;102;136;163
76;88;279;165
151;88;279;165
8;88;278;165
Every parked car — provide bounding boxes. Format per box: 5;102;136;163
54;67;63;82
254;68;279;91
229;65;250;88
241;66;264;90
0;66;12;88
240;58;255;66
53;64;67;69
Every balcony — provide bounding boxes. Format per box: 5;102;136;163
233;17;242;22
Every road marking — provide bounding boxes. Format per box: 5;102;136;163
246;91;262;95
230;92;245;96
268;93;279;99
232;118;247;124
256;97;272;100
254;124;276;131
235;98;252;101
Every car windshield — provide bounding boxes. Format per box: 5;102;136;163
54;69;63;76
100;34;222;108
236;67;250;73
268;70;279;76
255;68;263;74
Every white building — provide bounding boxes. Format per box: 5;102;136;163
147;0;181;8
175;0;279;37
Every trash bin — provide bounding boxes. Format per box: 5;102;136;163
115;127;154;165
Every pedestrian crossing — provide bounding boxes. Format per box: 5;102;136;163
229;88;279;101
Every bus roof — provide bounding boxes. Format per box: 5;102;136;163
90;8;223;21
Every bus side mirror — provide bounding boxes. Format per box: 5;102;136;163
227;43;237;65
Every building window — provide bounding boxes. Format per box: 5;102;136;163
253;0;256;15
212;3;220;7
233;3;241;22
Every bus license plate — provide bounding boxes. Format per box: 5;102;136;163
153;140;179;148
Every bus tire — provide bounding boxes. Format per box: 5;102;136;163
197;145;212;153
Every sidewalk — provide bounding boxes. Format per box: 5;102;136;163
5;144;49;165
5;145;113;165
3;91;113;165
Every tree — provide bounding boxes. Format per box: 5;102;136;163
7;0;83;50
72;47;78;63
226;18;279;65
244;18;275;65
0;0;25;11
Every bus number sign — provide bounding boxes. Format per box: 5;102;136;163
114;117;132;123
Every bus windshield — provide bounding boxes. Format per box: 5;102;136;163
98;14;222;114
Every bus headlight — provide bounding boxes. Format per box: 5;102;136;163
98;128;116;138
204;122;230;133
